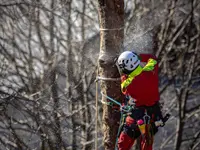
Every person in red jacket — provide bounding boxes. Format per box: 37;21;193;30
116;51;164;150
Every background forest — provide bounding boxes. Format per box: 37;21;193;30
0;0;200;150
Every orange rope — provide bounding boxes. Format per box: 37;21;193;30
141;123;154;150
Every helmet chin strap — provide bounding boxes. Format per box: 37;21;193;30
122;69;132;75
124;63;141;75
116;61;141;75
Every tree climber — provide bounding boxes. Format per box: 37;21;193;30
116;51;168;150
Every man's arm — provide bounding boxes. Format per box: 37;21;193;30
140;54;158;71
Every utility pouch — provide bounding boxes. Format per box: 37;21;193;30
123;124;141;139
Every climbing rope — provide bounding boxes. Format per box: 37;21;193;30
95;79;98;150
96;76;121;81
99;27;124;31
115;111;124;150
95;75;122;150
100;91;122;107
100;90;131;150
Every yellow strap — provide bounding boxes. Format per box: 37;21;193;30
121;59;157;91
143;58;157;71
121;65;143;91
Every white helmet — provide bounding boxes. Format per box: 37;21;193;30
117;51;140;74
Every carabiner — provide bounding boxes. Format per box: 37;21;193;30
143;110;150;124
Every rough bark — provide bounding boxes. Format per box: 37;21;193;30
97;0;124;149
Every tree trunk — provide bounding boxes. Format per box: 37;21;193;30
97;0;124;149
65;0;76;149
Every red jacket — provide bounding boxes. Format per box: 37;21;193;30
121;54;160;107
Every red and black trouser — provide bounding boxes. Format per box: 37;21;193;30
118;103;162;150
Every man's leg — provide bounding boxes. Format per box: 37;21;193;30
118;131;135;150
117;123;141;150
140;137;153;150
